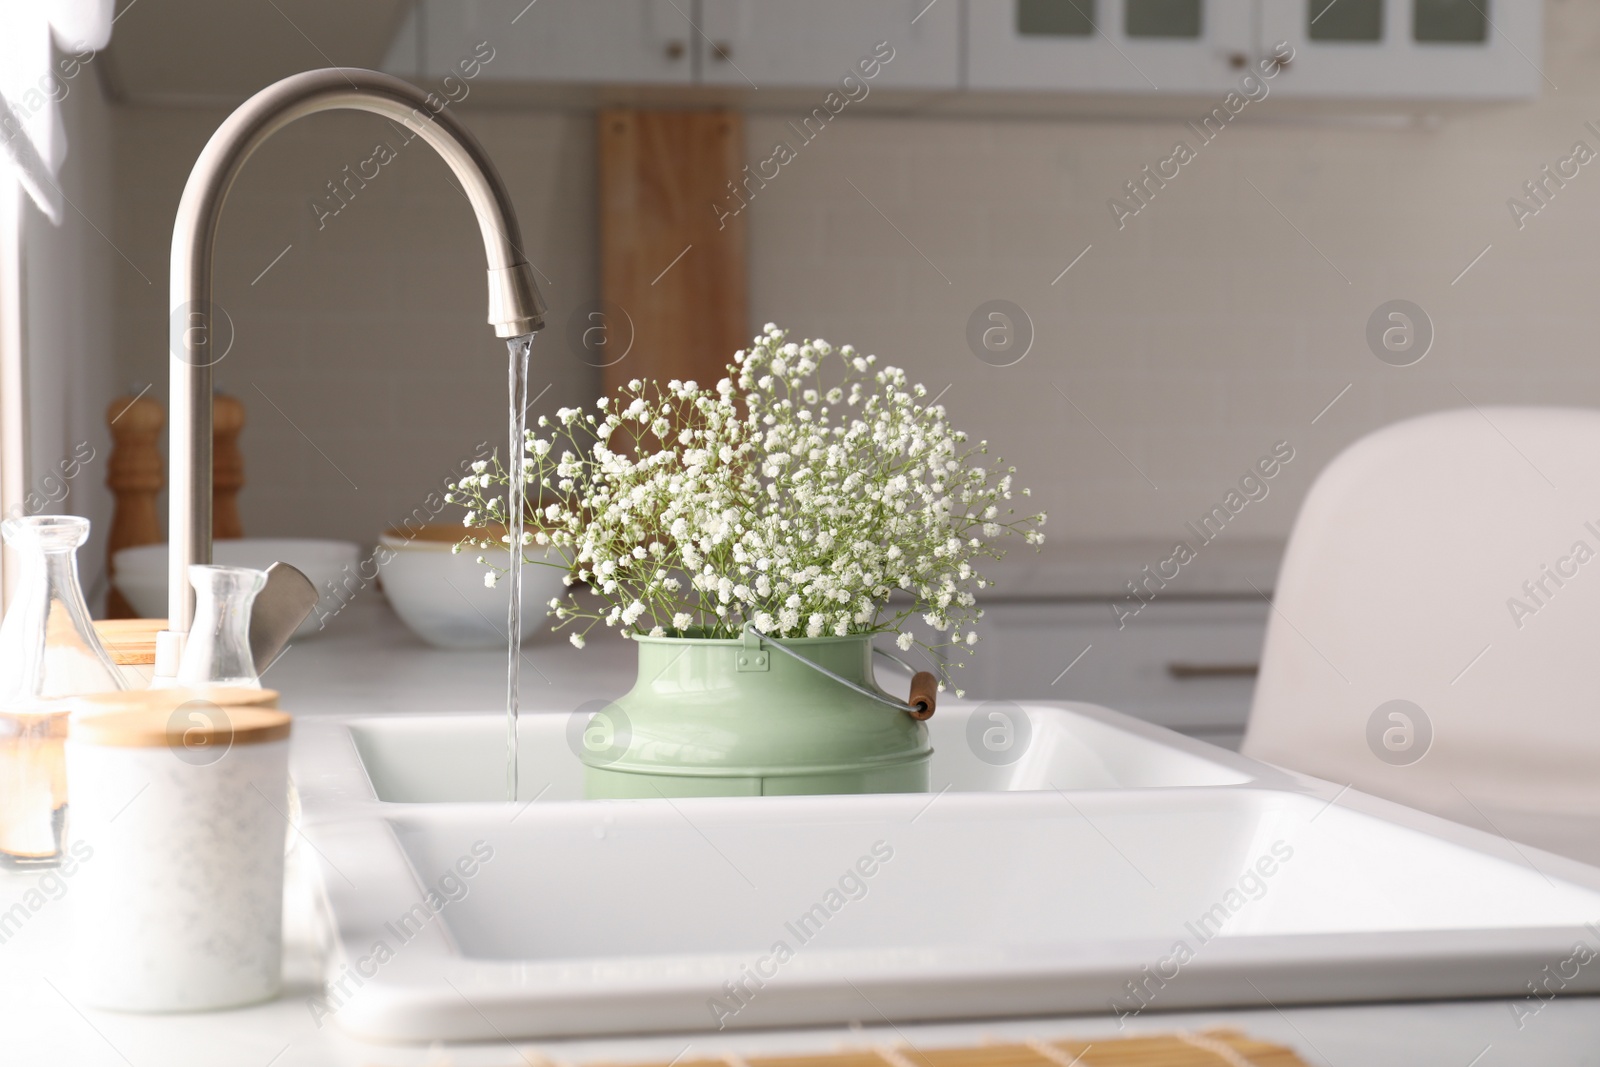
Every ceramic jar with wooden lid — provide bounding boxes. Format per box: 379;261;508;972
65;702;291;1011
69;685;280;718
0;686;277;870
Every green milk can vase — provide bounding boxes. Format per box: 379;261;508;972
581;631;932;799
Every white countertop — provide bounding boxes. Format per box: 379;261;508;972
5;596;1597;1065
263;592;641;717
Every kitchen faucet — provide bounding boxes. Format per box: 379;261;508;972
157;68;547;677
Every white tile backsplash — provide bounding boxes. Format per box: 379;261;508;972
113;108;600;549
105;0;1600;553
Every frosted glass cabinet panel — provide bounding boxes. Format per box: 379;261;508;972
968;0;1261;94
1307;0;1384;41
969;0;1539;99
1126;0;1204;39
1413;0;1491;42
698;0;960;89
1263;0;1540;99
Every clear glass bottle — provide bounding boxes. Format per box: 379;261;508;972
176;564;266;689
0;514;124;868
0;515;125;703
0;709;68;868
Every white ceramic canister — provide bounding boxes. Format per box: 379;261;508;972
65;703;291;1011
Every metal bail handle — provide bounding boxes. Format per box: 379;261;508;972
744;624;938;720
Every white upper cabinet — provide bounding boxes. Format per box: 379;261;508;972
386;0;697;85
967;0;1262;95
1261;0;1541;100
383;0;1543;102
967;0;1541;100
697;0;960;90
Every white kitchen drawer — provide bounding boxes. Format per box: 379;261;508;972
950;598;1268;735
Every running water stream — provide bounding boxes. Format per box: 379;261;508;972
506;332;536;801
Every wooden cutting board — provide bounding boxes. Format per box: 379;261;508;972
364;1030;1312;1067
580;1032;1311;1067
598;108;749;398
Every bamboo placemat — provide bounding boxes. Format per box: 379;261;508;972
587;1030;1308;1067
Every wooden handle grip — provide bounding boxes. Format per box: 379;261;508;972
907;671;938;720
1166;662;1259;679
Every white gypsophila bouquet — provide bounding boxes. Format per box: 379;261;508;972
446;325;1045;687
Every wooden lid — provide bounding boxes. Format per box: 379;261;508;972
0;703;70;734
69;705;291;748
92;618;167;666
91;618;169;635
69;686;280;714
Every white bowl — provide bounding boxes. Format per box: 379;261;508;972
376;527;562;649
112;538;363;639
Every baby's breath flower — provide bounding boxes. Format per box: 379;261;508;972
447;325;1043;685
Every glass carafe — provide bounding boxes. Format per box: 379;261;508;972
0;515;125;703
0;710;67;868
0;514;123;868
176;564;266;689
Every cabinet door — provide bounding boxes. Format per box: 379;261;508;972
967;0;1256;94
698;0;959;89
393;0;697;84
1261;0;1541;99
952;599;1267;741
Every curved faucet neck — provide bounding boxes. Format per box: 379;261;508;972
159;68;546;673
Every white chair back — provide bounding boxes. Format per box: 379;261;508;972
1243;407;1600;864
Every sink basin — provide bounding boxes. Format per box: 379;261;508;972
317;701;1252;804
293;702;1600;1041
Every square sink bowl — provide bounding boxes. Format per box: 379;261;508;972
303;699;1253;807
292;702;1600;1041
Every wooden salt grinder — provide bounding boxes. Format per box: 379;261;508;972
105;392;245;618
212;392;245;540
104;391;163;619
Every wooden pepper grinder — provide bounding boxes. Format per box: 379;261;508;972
104;390;164;619
212;391;245;541
104;391;246;619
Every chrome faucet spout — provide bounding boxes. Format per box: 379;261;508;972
159;68;548;675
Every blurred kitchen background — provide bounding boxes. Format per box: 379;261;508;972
4;0;1585;745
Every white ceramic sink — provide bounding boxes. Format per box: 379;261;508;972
292;702;1600;1041
322;700;1251;803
